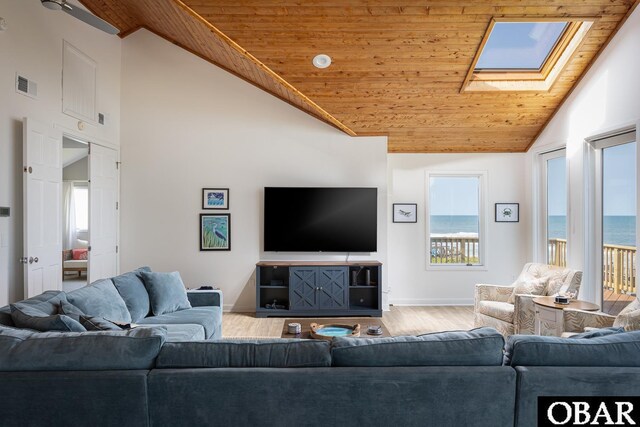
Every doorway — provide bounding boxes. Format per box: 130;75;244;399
62;137;89;292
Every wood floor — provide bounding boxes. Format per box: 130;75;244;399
222;306;474;338
603;289;636;316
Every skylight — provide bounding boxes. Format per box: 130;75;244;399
475;22;569;71
461;18;594;92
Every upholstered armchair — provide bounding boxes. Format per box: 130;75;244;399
474;263;583;336
563;297;640;334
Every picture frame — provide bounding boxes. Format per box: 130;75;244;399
200;214;231;251
393;203;417;223
495;203;519;222
202;188;229;210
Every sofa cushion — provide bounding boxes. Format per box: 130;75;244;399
505;331;640;367
507;275;548;304
143;324;206;342
477;301;514;323
10;304;86;332
80;315;122;331
141;271;191;316
136;306;220;339
331;327;505;367
66;279;132;323
0;324;166;371
156;339;331;368
112;267;152;323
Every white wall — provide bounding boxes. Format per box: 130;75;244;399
120;30;388;312
388;153;529;305
528;6;640;302
63;157;89;181
0;0;121;305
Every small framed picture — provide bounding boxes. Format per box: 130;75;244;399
495;203;519;222
393;203;417;223
202;188;229;210
200;214;230;251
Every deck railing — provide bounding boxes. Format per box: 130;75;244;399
548;238;636;296
430;237;480;264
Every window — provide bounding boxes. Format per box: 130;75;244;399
73;186;89;231
476;22;568;70
539;149;567;266
462;18;594;92
427;173;485;267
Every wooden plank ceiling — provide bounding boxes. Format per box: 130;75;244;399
80;0;638;153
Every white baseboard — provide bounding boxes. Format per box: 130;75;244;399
390;298;474;306
224;304;255;313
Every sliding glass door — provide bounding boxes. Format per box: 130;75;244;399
599;135;636;314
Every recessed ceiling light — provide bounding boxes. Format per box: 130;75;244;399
312;54;332;69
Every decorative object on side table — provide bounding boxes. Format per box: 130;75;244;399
202;188;229;210
310;323;361;340
200;213;230;251
393;203;417;223
495;203;519;222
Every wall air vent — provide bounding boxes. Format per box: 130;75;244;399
16;73;38;99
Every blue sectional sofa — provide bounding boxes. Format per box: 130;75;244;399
0;268;222;342
1;275;639;427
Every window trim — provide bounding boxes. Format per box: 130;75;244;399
425;171;488;271
461;17;595;93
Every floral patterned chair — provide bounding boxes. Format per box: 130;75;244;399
563;297;640;334
474;263;583;336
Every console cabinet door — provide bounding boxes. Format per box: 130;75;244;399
290;267;318;310
317;267;348;309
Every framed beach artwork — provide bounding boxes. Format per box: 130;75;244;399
495;203;519;223
393;203;417;223
202;188;229;210
200;214;230;251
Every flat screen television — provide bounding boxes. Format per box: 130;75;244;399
264;187;377;252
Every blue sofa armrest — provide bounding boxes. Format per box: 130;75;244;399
187;290;223;309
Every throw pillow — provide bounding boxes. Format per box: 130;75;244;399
72;249;88;260
140;271;191;316
508;275;548;304
79;315;122;331
568;327;625;339
58;300;85;322
10;304;86;332
111;267;152;323
66;279;132;324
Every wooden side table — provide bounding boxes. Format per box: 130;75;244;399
533;296;600;336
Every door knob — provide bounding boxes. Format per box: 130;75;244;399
34;257;39;263
19;257;27;264
28;257;34;264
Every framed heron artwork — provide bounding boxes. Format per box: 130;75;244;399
200;214;231;251
202;188;229;210
393;203;417;223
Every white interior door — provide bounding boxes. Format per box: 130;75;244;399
88;143;118;283
23;118;63;298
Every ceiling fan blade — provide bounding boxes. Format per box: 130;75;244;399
62;4;119;35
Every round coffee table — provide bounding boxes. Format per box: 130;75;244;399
533;296;600;336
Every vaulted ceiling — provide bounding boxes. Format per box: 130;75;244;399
80;0;638;153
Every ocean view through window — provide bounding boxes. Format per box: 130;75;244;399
428;174;483;266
